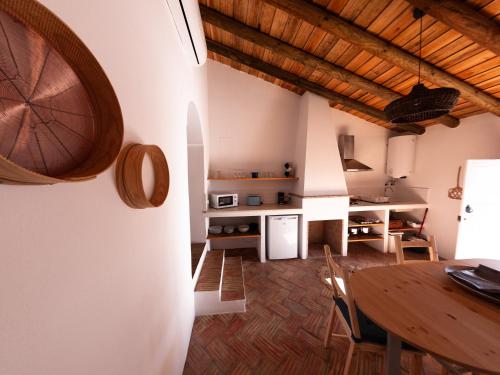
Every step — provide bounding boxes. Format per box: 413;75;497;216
194;249;225;316
195;249;224;292
221;256;245;302
191;243;206;277
194;250;246;316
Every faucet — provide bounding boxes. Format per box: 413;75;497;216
384;177;398;195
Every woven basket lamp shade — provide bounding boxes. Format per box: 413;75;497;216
384;8;460;124
0;1;123;184
384;84;460;123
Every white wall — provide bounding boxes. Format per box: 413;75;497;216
403;113;500;259
293;92;310;196
188;145;206;242
296;93;348;196
329;109;391;196
207;61;390;202
0;1;208;375
187;103;207;243
207;60;301;203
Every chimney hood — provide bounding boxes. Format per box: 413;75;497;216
338;135;373;172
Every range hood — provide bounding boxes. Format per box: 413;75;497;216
338;135;373;172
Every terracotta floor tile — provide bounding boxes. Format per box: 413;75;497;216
184;253;442;374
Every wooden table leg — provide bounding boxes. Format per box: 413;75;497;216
385;333;401;375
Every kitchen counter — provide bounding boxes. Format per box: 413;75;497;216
346;200;428;255
204;203;303;218
348;200;428;212
205;204;304;263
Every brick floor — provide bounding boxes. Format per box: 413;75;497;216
184;249;442;374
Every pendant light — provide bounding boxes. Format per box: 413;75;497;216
384;8;460;124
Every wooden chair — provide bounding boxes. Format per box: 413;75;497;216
393;237;478;375
323;245;424;375
394;235;438;265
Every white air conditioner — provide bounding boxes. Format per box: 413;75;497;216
165;0;207;66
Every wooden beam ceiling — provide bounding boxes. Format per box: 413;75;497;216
263;0;500;116
201;5;459;128
207;39;426;135
406;0;500;56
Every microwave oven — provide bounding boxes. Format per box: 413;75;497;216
209;193;238;209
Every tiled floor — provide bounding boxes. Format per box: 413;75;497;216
184;248;441;375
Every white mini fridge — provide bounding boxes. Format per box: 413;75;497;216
266;215;298;259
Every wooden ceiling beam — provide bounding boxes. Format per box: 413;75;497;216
200;5;458;128
263;0;500;116
406;0;500;56
207;39;425;135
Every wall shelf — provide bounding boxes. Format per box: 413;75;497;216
208;177;298;181
389;227;422;232
207;229;261;240
348;221;384;228
348;234;384;243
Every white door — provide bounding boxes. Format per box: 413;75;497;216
455;159;500;260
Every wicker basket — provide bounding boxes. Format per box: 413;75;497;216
389;219;404;230
0;1;123;184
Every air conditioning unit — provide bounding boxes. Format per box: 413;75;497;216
165;0;207;66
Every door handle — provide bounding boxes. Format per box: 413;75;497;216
465;205;473;214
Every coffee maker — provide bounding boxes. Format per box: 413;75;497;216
277;192;286;205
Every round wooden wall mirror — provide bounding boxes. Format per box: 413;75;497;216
115;144;170;209
0;1;123;184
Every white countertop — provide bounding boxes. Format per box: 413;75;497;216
348;201;428;212
204;203;303;218
205;200;427;216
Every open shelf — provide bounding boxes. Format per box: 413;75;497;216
348;220;384;228
389;227;422;232
207;229;261;240
208;177;298;181
348;234;384;243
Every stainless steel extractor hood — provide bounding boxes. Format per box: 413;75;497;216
338;135;373;172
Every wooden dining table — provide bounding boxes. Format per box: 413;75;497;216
350;259;500;375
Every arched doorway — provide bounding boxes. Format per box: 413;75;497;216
187;102;206;277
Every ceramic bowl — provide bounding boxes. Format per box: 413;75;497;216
208;225;222;235
223;225;235;234
238;224;250;233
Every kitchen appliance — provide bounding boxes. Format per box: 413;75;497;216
247;195;263;206
266;215;298;259
338;135;372;172
387;135;417;178
164;0;207;66
209;193;238;209
277;192;286;205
